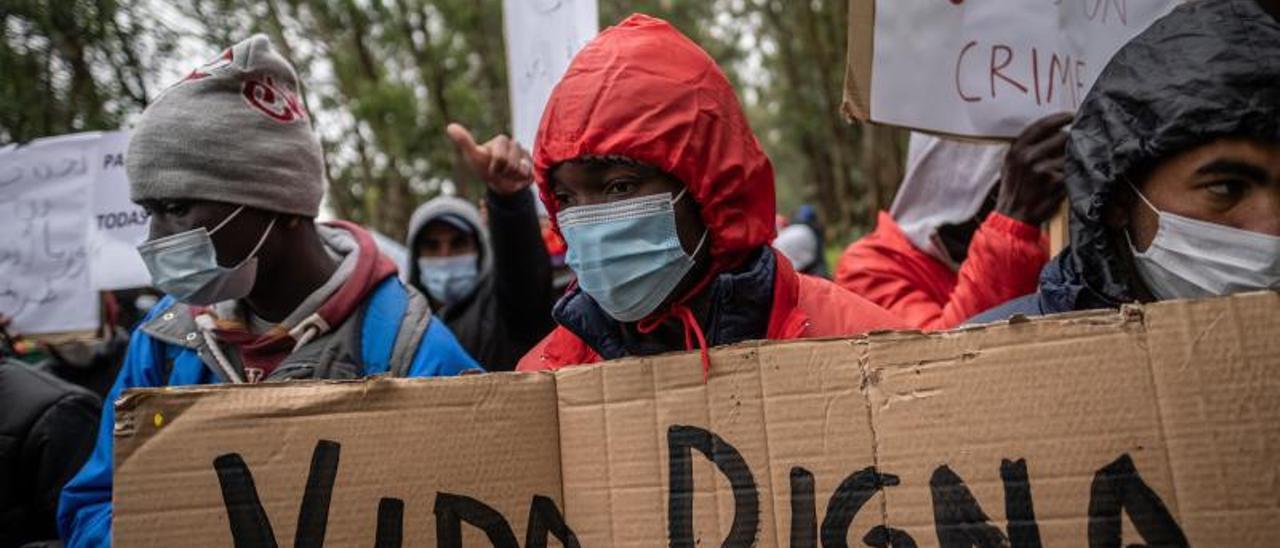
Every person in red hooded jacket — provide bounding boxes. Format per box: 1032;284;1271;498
515;14;905;375
835;115;1069;330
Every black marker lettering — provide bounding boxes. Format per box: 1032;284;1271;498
822;467;901;548
667;425;759;548
295;440;340;548
213;440;341;548
1001;459;1042;548
524;495;580;548
930;465;1008;548
1087;454;1188;548
375;498;404;548
213;453;279;548
434;493;519;548
789;467;817;548
863;525;919;548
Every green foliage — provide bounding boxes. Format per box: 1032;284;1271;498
1;0;906;241
0;0;169;143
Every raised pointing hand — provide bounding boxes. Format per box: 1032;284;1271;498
447;123;534;196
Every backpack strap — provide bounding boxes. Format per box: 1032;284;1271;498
360;278;434;377
389;286;433;377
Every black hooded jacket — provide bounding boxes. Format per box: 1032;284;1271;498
972;0;1280;322
405;190;556;371
0;359;100;547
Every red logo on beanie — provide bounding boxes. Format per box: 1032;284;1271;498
241;75;308;123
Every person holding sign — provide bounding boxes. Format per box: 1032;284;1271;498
515;14;905;375
402;124;556;371
971;0;1280;322
57;35;479;548
835;115;1069;330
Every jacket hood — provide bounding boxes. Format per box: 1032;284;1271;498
891;132;1007;267
1063;0;1280;306
405;195;493;285
532;13;777;278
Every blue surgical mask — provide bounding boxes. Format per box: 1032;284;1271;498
417;253;480;306
137;206;276;306
557;189;708;322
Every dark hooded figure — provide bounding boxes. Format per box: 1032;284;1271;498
405;124;557;371
972;0;1280;322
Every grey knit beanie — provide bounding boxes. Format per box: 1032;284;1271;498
128;35;325;217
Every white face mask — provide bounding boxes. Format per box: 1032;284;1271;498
1127;184;1280;300
137;206;277;305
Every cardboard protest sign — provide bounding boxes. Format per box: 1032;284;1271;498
843;0;1180;138
114;291;1280;546
503;0;598;148
90;130;151;291
0;133;101;334
114;374;565;546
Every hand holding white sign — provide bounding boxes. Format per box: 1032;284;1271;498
0;133;100;334
844;0;1180;138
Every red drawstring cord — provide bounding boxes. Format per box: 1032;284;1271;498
638;303;712;382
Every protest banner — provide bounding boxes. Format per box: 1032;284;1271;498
114;291;1280;546
503;0;598;148
843;0;1180;139
90;130;151;291
0;130;152;334
0;133;101;334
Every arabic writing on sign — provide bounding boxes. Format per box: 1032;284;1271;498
0;136;100;334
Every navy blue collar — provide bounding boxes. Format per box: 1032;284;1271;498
553;248;776;360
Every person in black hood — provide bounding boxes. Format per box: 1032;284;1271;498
0;316;100;548
405;123;556;370
972;0;1280;323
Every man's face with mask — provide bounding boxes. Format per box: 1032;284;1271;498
414;220;481;307
139;199;279;265
1111;138;1280;299
135;199;280;304
550;158;711;322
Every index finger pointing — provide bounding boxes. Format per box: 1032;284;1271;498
446;123;484;163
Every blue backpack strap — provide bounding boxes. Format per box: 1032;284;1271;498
360;277;433;376
360;278;407;375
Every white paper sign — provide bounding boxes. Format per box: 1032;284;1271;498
90;130;151;291
503;0;598;148
866;0;1180;138
0;134;101;334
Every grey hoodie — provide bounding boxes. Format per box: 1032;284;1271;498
405;190;556;370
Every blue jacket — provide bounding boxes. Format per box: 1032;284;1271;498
967;249;1102;323
57;278;479;547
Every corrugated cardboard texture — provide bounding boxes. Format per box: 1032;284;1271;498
114;292;1280;546
841;0;875;121
113;373;562;546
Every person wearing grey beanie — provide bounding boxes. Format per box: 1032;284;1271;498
58;35;481;548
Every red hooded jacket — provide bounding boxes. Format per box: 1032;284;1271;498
517;14;904;373
836;211;1047;330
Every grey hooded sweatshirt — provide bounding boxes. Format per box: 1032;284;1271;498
406;190;556;370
